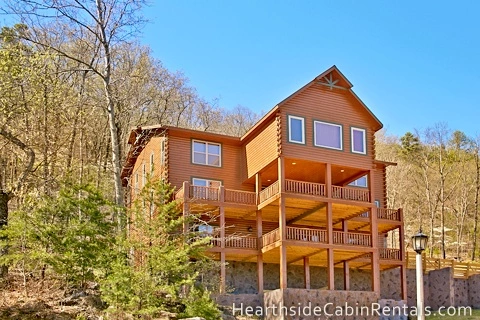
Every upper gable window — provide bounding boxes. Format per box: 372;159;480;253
314;121;342;150
288;115;305;144
351;127;366;154
192;140;221;167
349;175;368;188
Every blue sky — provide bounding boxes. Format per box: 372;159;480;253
142;1;480;138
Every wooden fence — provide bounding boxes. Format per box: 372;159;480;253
406;252;480;279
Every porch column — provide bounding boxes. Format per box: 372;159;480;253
182;181;190;233
325;163;332;198
220;204;226;293
278;157;285;193
343;261;350;290
399;210;407;300
255;173;262;195
279;196;287;289
342;220;350;290
327;201;334;290
278;157;287;289
369;170;380;294
220;252;226;294
304;257;311;289
256;210;264;294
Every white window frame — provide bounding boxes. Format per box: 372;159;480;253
288;115;305;144
142;163;146;187
314;121;343;150
192;140;221;167
351;127;366;154
192;178;222;187
348;175;368;188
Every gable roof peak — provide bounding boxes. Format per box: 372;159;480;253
314;65;353;90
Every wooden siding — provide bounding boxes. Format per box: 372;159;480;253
168;135;250;191
129;136;166;195
245;118;279;178
280;83;377;170
373;167;387;206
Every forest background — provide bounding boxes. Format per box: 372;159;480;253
0;0;479;318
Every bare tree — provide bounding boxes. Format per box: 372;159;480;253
4;0;147;207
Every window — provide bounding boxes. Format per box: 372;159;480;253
197;224;215;238
288;115;305;144
192;178;221;188
314;121;342;150
348;175;368;188
198;225;214;234
374;200;380;208
142;163;146;187
192;140;221;167
351;127;366;154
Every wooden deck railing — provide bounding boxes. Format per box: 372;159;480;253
333;231;371;247
190;185;219;201
332;186;370;202
379;248;401;260
285;179;326;197
225;189;257;205
377;208;401;221
262;229;280;247
210;236;257;249
225;236;257;249
356;209;401;222
406;252;480;279
286;226;327;243
259;181;279;203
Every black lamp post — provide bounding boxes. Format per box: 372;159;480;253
411;229;428;320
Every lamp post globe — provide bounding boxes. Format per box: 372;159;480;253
411;229;428;254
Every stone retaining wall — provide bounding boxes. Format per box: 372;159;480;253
379;266;480;309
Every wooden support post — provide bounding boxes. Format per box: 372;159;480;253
328;249;335;290
278;157;285;193
369;170;380;294
257;210;263;294
398;216;407;301
304;257;310;289
326;163;332;198
400;265;407;301
326;201;334;289
220;252;226;294
255;173;262;195
182;181;190;233
343;261;350;290
279;196;287;289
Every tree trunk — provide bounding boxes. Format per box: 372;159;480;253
0;191;10;277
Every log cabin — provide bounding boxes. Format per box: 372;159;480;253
121;65;407;316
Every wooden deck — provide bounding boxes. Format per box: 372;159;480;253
175;181;402;223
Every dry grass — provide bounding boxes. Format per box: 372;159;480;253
0;271;103;320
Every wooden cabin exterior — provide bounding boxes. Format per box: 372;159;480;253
121;66;407;306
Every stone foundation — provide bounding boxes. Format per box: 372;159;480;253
226;261;372;293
